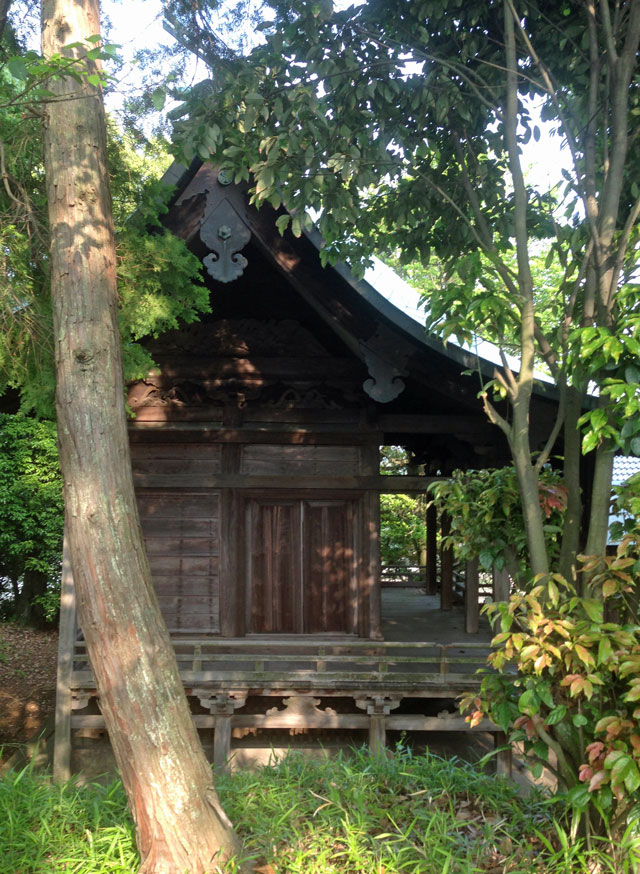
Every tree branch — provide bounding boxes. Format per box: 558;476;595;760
607;192;640;313
482;389;512;439
503;1;535;399
599;0;619;62
505;0;604;260
534;321;559;378
535;378;566;473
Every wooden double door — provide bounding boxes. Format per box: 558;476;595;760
245;496;360;635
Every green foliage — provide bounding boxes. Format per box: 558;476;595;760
0;50;209;415
170;0;640;573
383;243;568;361
610;473;640;542
0;413;62;619
428;466;567;577
462;528;640;845
4;748;635;873
380;493;426;568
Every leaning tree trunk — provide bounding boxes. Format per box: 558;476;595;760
41;2;242;871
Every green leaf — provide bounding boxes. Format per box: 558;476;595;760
582;431;599;453
624;761;640;793
624;685;640;702
566;785;590;809
478;550;493;570
547;705;567;725
518;688;539;714
152;87;166;111
86;73;102;87
625;364;640;385
574;644;595;667
275;214;290;235
580;599;601;623
572;713;588;727
8;56;29;80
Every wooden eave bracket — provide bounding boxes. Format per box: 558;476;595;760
359;328;409;403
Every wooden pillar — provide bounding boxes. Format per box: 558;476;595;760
426;502;438;595
53;532;76;782
213;713;233;773
465;557;480;634
363;441;383;640
369;714;386;755
356;696;400;756
440;512;453;610
365;489;382;640
195;692;246;774
493;567;510;602
495;731;512;778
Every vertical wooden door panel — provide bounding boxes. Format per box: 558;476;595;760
303;500;356;634
247;500;302;633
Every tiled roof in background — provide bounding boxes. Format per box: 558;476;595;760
613;456;640;485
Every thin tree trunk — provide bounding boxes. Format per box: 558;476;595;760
503;1;549;581
41;2;242;871
558;385;584;580
585;441;616;558
0;0;11;41
16;568;48;627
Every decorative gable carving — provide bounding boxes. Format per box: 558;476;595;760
175;167;252;283
200;197;251;283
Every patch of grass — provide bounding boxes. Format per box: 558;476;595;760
1;747;638;872
219;746;552;873
0;766;138;873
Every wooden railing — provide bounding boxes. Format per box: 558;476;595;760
66;636;512;777
71;636;492;692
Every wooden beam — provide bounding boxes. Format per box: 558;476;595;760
53;534;76;782
70;712;499;733
133;473;441;492
129;426;379;445
377;414;495;435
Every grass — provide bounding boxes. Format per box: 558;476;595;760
0;746;638;873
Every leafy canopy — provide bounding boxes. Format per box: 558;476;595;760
0;40;210;414
168;0;640;577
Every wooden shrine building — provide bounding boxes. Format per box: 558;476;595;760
54;162;561;776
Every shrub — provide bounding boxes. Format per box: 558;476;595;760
462;526;640;846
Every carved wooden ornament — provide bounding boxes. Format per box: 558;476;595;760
200;196;251;283
359;327;410;403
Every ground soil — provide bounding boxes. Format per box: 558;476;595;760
0;622;58;766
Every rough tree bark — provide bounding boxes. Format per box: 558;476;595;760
41;1;242;871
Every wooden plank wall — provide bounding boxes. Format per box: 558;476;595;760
130;439;377;637
132;442;223;632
